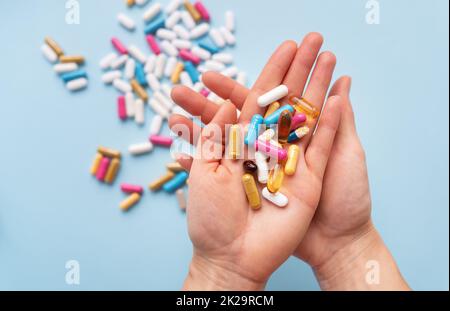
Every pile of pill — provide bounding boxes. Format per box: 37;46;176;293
235;85;319;209
120;183;144;211
90;147;122;184
41;37;88;92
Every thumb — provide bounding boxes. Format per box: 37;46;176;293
329;76;357;135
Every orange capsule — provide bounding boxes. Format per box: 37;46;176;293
277;110;292;144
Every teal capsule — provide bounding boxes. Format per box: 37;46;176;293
61;70;87;83
245;114;263;146
288;126;310;143
144;17;165;34
162;171;188;193
264;105;295;125
184;61;199;83
135;63;147;86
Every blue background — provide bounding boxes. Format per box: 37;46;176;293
0;0;448;290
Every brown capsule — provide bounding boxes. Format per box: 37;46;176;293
277;110;292;144
59;55;85;64
243;160;258;174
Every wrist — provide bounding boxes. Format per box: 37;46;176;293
183;253;266;291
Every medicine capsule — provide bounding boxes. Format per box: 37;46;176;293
255;139;287;161
257;85;289;107
291;113;307;130
243;160;258;174
90;153;103;175
150;135;173;147
264;105;295;125
131;79;149;101
45;37;64;56
184;0;202;22
120;183;144;194
129;142;154;155
149;171;176;191
267;163;285;193
98;146;121;159
66;78;88;92
96;157;111;182
61;69;87;83
111;37;128;55
262;187;288;207
171;62;184;83
289;96;320;119
60;55;85;64
105;158;121;184
194;1;210;22
285;145;300;176
258;129;275;142
120;193;141;211
162;171;188;193
255;152;269;184
144;17;165;34
264;102;281;118
245;114;263;146
277;110;292;144
228;125;241;160
167;162;186;172
242;174;261;210
287;126;310;143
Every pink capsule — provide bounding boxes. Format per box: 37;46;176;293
150;135;173;147
96;157;111;181
111;37;128;55
118;96;127;120
194;1;211;22
255;140;287;161
179;49;201;65
291;113;307;130
146;35;161;55
200;89;210;97
120;183;144;194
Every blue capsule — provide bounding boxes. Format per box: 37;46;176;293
264;105;295;125
198;40;219;54
135;63;147;86
162;171;188;193
61;70;87;83
245;114;264;146
144;17;165;34
184;61;199;83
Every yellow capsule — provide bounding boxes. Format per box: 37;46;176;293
277;110;292;144
171;63;184;84
98;146;121;159
90;153;103;175
149;171;176;191
105;158;121;184
184;1;202;22
45;37;64;56
267;163;285;193
59;55;85;64
264;101;281;118
120;193;141;211
166;162;186;173
131;79;149;101
228;125;241;160
242;174;261;210
259;129;275;141
289;96;320;119
285;145;300;176
126;0;135;7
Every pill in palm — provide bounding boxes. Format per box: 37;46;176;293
257;85;289;107
262;187;288;207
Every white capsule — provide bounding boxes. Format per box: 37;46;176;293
236;71;247;86
255;152;269;184
110;54;129;69
173;24;190;40
191;46;211;60
221;66;239;78
124;58;136;80
117;13;136;31
160;40;178;57
149;114;164;135
181;11;195;29
149;98;170;118
135;0;149;6
128;45;147;64
99;52;117;70
113;79;132;93
197;65;207;73
134;98;145;125
165;10;182;29
156;28;177;41
209;29;226;48
41;44;58;63
204;60;226;72
180;72;193;88
154;91;174;110
258;129;276;141
154;54;167;78
225;11;235;32
172;105;192;119
53;62;78;74
161;84;173;99
125;92;135;117
143;3;162;23
129;142;154;155
176;189;187;210
190;23;210;39
212;53;233;64
193;82;204;93
66;78;88;91
101;70;122;84
262;187;288;207
144;55;157;73
166;0;182;13
146;73;161;91
220;27;236;46
164;57;178;78
257;85;289;107
172;39;192;50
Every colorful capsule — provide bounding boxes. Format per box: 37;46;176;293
242;174;261;210
255;152;269;184
131;79;149;101
228;125;241;160
289;96;320;119
255;139;287;161
264;105;295;125
262;187;288;207
135;63;148;86
184;61;200;83
96;157;111;181
267;163;285;193
150;135;173;147
144;17;166;34
194;1;210;21
171;62;184;83
245;114;263;146
163;171;188;193
184;1;202;22
121;183;144;194
277;110;292;144
179;49;201;65
45;37;64;56
129;142;154;155
111;37;128;55
167;162;186;172
291;113;307;130
285;145;300;176
105;158;121;184
149;171;176;191
98;147;121;159
199;40;219;54
118;96;127;120
243;160;258;174
258;129;275;142
120;193;141;211
257;85;289;107
287;126;310;143
90;153;103;175
60;55;85;64
264;102;280;118
146;35;161;55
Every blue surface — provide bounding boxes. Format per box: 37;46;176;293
0;0;448;290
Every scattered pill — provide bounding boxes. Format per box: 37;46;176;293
150;115;164;135
212;53;233;64
291;113;307;130
204;60;225;72
118;13;136;31
90;153;103;175
145;17;166;34
111;38;128;55
154;91;175;110
45;37;64;56
255;139;287;161
66;78;88;91
262;187;288;207
163;56;177;78
245;114;264;146
102;70;122;84
147;73;161;91
181;11;196;29
167;162;186;172
264;102;281;118
113;79;132;93
129;142;154;156
110;54;129;70
225;10;235;32
134;98;145;125
118;95;127;120
143;3;162;23
179;49;201;65
289;96;320;119
184;1;202;22
220;27;236;46
131;79;149;101
268;163;285;194
121;184;144;195
120;193;141;211
98;146;122;158
255;152;269;184
259;129;276;142
160;40;179;57
173;24;191;40
184;61;200;83
146;35;161;55
124;58;136;79
242;173;261;210
41;44;58;63
157;28;177;41
60;55;85;64
257;85;289;107
190;23;210;39
191;46;211;60
166;0;182;13
288;126;310;143
135;63;148;86
128;45;147;64
285;145;300;176
96;157;111;181
277;110;293;144
162;171;188;193
154;54;167;78
105;158;121;184
99;53;117;70
199;40;219;54
172;39;192;50
165;10;182;29
54;62;78;74
264;105;295;125
150;98;170;118
150;134;173;147
209;28;226;48
180;71;193;87
194;1;210;22
243;160;258;174
125;92;135;117
171;62;184;83
149;170;176;191
145;55;157;73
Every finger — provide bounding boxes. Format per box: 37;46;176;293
305;96;343;180
169;114;202;145
239;41;298;122
174;154;193;172
283;32;324;97
202;72;249;108
328;76;357;135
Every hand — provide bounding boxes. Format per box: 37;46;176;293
169;33;343;290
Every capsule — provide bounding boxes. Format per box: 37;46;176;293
264;102;281;118
262;187;288;207
117;13;136;31
264;105;295;125
131;79;149;101
98;146;121;159
184;61;200;83
150;135;173;147
179;49;201;65
96;157;111;182
277;110;292;144
198;41;219;54
288;126;310;143
267;163;285;193
163;171;188;193
291;113;307;130
289;96;320;119
90;153;103;175
105;158;121;184
258;129;275;142
285;145;300;176
149;171;176;191
111;37;128;55
167;162;186;172
228;125;241;160
255;152;269;184
129;142;154;155
144;17;166;34
120;183;144;194
45;37;64;56
135;63;148;86
171;62;184;83
242;174;261;210
143;3;162;23
243;160;258;174
194;1;210;21
255;139;287;161
120;193;141;211
60;55;85;64
176;189;187;211
66;78;88;92
257;85;289;107
126;0;135;7
245;114;263;146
